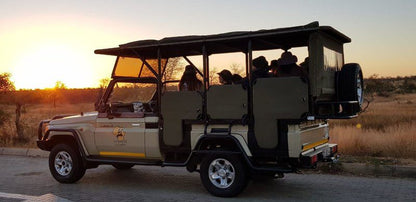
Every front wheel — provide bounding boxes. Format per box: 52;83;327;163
49;144;86;183
200;154;248;197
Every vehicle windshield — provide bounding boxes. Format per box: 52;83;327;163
108;81;156;104
112;56;167;78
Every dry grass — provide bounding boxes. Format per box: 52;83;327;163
330;124;416;159
330;93;416;159
0;103;94;148
1;93;415;160
331;94;416;131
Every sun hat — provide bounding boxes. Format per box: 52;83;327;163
277;51;298;66
217;69;233;80
184;65;197;74
252;56;269;70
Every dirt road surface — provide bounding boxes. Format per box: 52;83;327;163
0;155;415;202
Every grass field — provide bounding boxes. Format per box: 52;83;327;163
0;103;94;148
329;93;416;159
1;94;415;160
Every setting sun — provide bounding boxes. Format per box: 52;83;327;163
12;44;95;89
1;1;415;90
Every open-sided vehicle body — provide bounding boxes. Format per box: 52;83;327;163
37;22;363;197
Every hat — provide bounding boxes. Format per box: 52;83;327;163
184;65;197;75
270;59;279;67
252;56;269;70
218;69;233;80
277;51;298;66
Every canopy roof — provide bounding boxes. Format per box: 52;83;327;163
95;21;351;59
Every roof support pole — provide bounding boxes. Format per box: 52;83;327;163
157;48;162;115
161;58;169;79
202;45;209;119
246;40;255;148
131;50;159;77
247;40;253;114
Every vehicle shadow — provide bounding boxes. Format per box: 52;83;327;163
70;166;313;201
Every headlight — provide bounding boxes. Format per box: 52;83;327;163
43;124;49;136
38;120;50;140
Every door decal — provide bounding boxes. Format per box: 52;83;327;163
113;127;127;145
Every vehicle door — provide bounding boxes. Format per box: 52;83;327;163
94;81;157;159
95;111;146;158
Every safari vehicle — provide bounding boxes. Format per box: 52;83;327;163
37;22;363;197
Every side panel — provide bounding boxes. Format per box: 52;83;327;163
287;122;329;158
144;116;162;158
145;128;161;158
78;124;97;155
48;125;96;156
309;32;345;101
207;85;247;119
95;117;146;158
190;124;252;156
253;77;308;149
161;91;202;146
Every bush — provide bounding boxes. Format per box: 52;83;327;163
0;108;9;126
364;75;416;96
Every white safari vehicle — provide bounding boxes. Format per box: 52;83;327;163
38;22;363;197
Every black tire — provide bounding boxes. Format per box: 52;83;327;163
112;163;135;170
338;63;364;107
49;144;86;183
200;154;248;197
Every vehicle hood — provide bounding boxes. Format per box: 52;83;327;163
49;112;98;125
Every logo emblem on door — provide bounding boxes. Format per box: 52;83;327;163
113;127;126;141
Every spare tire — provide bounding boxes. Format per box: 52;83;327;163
338;63;364;107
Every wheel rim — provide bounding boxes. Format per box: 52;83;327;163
54;151;73;176
357;73;363;105
208;158;235;189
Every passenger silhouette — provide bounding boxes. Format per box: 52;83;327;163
179;65;202;91
218;69;233;85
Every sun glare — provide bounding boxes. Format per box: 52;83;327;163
12;44;94;89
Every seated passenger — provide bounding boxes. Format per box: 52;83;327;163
179;65;202;91
232;74;243;84
218;69;233;85
252;56;270;80
300;57;309;73
275;51;307;78
269;59;279;77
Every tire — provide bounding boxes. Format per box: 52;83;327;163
112;163;135;170
49;144;86;183
338;63;364;107
200;154;248;197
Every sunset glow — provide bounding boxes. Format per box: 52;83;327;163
12;44;94;89
1;1;415;89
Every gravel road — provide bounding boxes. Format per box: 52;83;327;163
0;155;415;202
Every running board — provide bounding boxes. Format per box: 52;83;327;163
85;156;162;166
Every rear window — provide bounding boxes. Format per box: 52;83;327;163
323;47;343;71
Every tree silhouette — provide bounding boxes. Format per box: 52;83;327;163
163;57;183;81
0;73;15;92
51;81;67;108
0;73;15;126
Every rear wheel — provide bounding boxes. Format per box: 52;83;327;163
49;144;86;183
200;154;248;197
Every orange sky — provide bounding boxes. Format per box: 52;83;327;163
0;1;415;89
